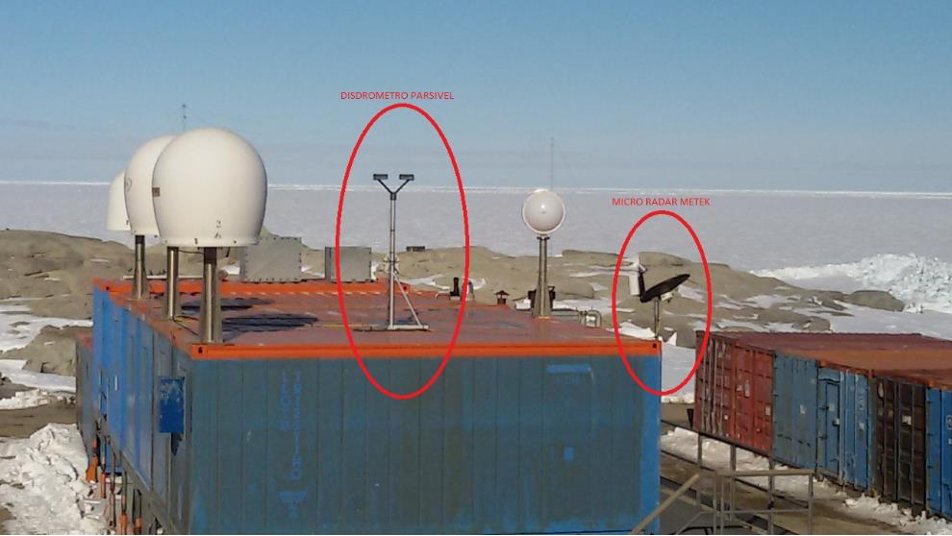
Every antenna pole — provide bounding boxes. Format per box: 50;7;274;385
181;103;187;132
549;137;554;189
532;236;551;317
388;189;397;328
133;235;147;300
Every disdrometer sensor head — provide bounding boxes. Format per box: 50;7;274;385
125;135;177;236
106;170;131;232
522;188;566;236
152;127;267;247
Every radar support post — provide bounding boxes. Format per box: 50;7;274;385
133;235;147;300
532;236;552;317
165;246;180;319
199;247;222;343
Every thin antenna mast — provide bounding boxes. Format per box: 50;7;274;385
181;103;187;132
549;137;555;189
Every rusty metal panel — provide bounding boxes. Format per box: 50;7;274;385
694;332;772;454
876;376;928;511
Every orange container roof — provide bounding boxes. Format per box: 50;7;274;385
97;278;658;360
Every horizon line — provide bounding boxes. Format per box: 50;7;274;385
0;180;950;199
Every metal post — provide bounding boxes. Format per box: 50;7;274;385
388;191;396;329
165;246;180;319
768;457;776;534
729;444;737;523
133;235;147;299
808;475;814;535
532;236;551;317
199;247;222;344
653;298;661;339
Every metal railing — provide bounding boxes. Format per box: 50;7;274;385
632;465;813;535
633;419;816;534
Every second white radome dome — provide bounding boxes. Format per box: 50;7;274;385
125;135;176;236
106;170;131;232
152;127;267;247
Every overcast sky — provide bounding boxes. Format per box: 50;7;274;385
1;1;950;191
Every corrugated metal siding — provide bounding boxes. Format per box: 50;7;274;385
773;353;817;469
876;376;927;511
927;385;952;518
694;333;772;453
76;336;96;455
183;355;660;534
817;368;872;489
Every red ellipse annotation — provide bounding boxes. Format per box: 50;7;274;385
610;210;713;397
334;102;470;400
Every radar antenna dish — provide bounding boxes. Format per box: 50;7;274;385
636;266;691;340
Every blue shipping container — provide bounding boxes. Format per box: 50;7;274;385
83;284;663;534
772;352;818;469
817;368;872;489
927;385;952;518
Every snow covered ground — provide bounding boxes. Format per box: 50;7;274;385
0;303;91;352
0;359;76;393
0;424;105;534
662;427;952;534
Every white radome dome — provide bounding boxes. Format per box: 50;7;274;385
106;171;131;232
522;188;565;235
125;135;176;236
152;127;267;247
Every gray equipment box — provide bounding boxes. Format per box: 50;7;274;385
325;246;372;283
239;236;303;282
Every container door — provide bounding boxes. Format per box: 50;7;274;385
819;372;842;479
927;388;952;518
843;374;871;489
772;356;794;465
794;358;817;469
877;377;927;511
137;320;153;486
773;355;816;468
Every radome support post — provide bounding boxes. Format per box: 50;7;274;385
133;235;147;299
532;236;551;317
199;247;222;343
165;246;180;319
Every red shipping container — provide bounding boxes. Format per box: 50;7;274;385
694;332;773;454
693;332;952;456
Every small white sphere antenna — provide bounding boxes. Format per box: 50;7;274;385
152;127;267;247
106;171;131;232
522;188;565;236
125;135;176;236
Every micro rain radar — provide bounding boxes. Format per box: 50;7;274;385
522;188;565;317
636;266;690;340
153;127;267;343
125;135;176;300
